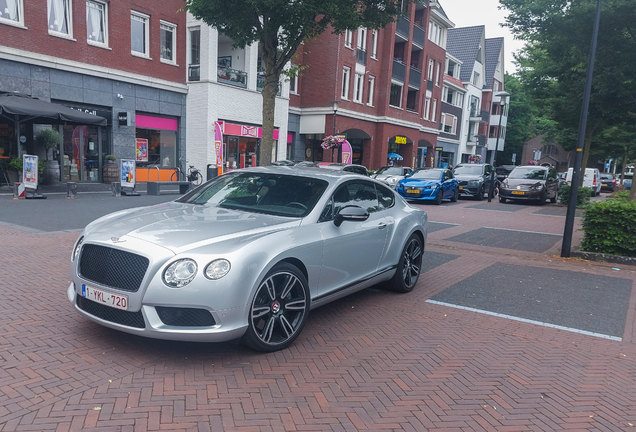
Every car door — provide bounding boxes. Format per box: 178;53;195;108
318;180;388;296
443;170;456;198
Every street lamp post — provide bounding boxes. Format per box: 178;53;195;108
489;92;509;202
332;101;339;162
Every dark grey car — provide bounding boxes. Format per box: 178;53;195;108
453;163;496;200
499;165;559;205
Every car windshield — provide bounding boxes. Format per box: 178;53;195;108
376;167;404;175
410;169;442;180
453;165;483;175
320;164;345;171
508;167;547;180
176;172;328;217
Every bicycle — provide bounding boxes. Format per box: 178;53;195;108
170;158;203;185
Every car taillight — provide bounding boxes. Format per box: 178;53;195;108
593;178;596;185
613;178;617;184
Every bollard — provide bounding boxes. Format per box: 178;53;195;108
111;182;121;197
66;182;78;199
13;182;25;199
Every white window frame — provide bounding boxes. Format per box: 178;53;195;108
367;76;375;106
160;20;177;64
472;71;480;86
131;11;150;58
289;73;298;95
441;113;457;134
344;30;353;48
456;92;464;108
86;0;108;47
341;67;351;99
435;62;441;86
441;86;448;103
423;95;431;120
353;73;364;103
0;0;24;27
357;28;367;50
371;30;378;59
48;0;73;38
431;99;437;122
427;59;434;81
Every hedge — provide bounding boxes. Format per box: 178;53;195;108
581;199;636;257
558;184;592;207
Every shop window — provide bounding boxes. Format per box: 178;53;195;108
0;0;23;26
160;21;177;64
48;0;72;37
135;128;177;168
131;11;149;57
86;0;107;46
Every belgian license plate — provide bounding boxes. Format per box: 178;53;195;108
458;186;464;190
82;284;128;311
512;191;525;195
407;189;419;194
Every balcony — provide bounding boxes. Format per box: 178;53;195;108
477;134;487;146
218;67;247;88
392;59;406;83
356;48;367;66
408;66;421;89
412;24;425;49
257;73;282;96
395;16;410;41
481;110;490;123
188;65;200;82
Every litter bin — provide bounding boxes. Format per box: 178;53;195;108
207;164;219;181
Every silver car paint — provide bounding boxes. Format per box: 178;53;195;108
69;166;427;342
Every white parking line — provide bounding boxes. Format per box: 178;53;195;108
483;226;563;236
429;221;460;226
426;300;622;341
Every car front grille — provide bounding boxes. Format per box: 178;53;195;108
76;295;145;329
458;180;468;187
79;244;149;292
156;307;217;327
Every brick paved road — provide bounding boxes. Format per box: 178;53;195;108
1;196;635;431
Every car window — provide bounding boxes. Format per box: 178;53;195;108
444;170;453;180
411;169;443;180
453;165;483;176
321;181;379;221
376;184;395;210
508;167;547;180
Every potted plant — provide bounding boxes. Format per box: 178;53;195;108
103;154;118;183
35;128;62;184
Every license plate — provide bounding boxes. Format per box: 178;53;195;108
602;183;607;186
82;284;128;311
458;186;463;190
511;191;525;195
407;189;419;194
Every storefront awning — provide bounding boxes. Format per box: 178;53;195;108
0;92;107;126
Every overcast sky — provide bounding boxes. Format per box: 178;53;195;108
440;0;524;74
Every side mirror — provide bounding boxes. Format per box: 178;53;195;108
334;205;369;227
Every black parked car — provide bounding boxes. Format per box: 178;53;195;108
499;165;559;205
453;163;496;200
599;173;617;192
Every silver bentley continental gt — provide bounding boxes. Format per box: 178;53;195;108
68;166;428;352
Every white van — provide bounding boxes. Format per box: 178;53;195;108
566;167;602;196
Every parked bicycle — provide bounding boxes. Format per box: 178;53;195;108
170;158;203;185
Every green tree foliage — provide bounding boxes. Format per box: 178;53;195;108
500;0;636;194
185;0;404;166
499;74;538;165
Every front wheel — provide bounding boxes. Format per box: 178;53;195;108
450;187;459;202
499;195;507;203
477;185;484;201
242;263;309;352
386;234;423;293
434;188;443;205
190;170;203;186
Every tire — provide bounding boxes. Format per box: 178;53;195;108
434;188;443;205
477;185;484;201
242;263;309;352
386;234;423;293
550;190;558;203
499;195;506;203
450;187;459;202
537;191;547;206
193;171;203;186
170;170;178;182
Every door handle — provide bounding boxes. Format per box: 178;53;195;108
378;223;387;229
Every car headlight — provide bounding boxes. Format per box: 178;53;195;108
204;259;231;280
424;185;435;190
530;184;544;191
72;236;84;261
163;259;198;288
386;177;398;185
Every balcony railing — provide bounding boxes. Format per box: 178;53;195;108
392;59;406;83
408;66;421;89
356;48;367;65
217;67;247;88
257;73;282;96
481;110;490;123
412;24;425;48
477;134;487;146
396;16;410;40
188;65;200;82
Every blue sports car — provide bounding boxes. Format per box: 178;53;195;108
396;168;459;204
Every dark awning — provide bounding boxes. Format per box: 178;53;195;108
0;92;107;126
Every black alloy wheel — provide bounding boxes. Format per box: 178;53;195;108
435;188;443;205
537;191;547;206
243;263;309;352
477;185;484;201
499;195;507;203
386;234;423;293
451;187;459;202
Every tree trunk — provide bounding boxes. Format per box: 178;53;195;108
260;73;278;167
619;147;627;185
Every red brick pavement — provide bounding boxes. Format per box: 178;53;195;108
1;200;635;432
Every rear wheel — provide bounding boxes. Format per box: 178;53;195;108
386;234;423;293
242;263;309;352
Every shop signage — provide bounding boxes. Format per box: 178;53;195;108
121;159;136;189
341;140;352;165
64;104;112;124
136;138;148;162
395;136;407;145
220;121;280;140
22;154;38;189
241;125;259;138
435;147;443;151
214;121;223;174
118;112;128;126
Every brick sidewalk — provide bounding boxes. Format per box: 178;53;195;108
1;199;635;432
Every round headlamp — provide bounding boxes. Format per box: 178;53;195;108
163;259;198;288
204;259;231;280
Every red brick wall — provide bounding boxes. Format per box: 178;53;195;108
0;0;186;83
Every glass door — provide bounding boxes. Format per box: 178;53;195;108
83;126;100;182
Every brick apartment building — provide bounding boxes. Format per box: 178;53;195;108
0;0;188;183
288;0;452;170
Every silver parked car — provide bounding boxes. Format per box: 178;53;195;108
372;166;412;188
68;167;428;352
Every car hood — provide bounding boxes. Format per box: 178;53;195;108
503;178;544;188
399;178;439;187
83;202;300;253
454;174;482;182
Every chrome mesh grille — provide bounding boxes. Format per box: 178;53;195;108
79;244;149;292
156;307;216;327
76;295;145;329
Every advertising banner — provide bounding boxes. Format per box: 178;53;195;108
121;159;136;189
22;154;38;189
341;140;352;165
214;121;223;175
136;138;148;162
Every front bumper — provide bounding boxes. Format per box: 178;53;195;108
458;185;481;197
500;188;543;200
396;186;438;201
